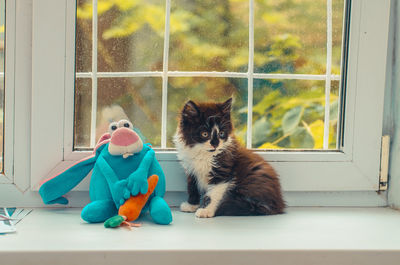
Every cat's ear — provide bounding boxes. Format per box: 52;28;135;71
182;100;200;118
220;98;232;114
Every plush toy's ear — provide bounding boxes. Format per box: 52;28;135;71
93;133;111;154
39;154;97;205
97;133;111;144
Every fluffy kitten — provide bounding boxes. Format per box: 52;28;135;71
174;98;285;218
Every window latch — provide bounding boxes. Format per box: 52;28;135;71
379;135;390;191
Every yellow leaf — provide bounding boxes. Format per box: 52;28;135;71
261;12;286;25
113;0;139;11
77;1;113;19
170;10;192;34
77;3;93;19
98;1;113;15
258;142;283;150
143;5;165;34
309;120;324;149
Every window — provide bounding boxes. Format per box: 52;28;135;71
28;0;390;198
0;0;16;185
74;0;344;151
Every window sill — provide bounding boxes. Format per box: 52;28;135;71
1;207;400;265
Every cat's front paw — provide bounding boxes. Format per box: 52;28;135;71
195;207;215;218
180;201;199;212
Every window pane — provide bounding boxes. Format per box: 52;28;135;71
74;78;92;149
74;77;162;150
329;80;340;149
76;0;92;73
167;77;248;147
76;0;165;73
332;0;345;75
169;0;249;72
254;0;344;75
252;79;338;149
100;0;165;72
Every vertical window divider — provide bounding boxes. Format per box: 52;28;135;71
161;0;171;149
323;0;333;149
90;0;98;148
246;0;254;149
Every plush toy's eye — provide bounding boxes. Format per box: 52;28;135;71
108;122;118;135
118;119;133;129
201;131;209;138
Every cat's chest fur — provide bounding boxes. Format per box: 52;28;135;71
174;133;219;192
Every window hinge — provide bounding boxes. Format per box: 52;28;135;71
379;135;390;191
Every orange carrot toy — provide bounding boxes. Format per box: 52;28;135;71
104;174;159;228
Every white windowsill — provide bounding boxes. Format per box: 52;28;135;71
1;207;400;265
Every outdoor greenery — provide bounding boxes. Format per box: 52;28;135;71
74;0;344;150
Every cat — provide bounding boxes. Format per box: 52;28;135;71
173;98;285;218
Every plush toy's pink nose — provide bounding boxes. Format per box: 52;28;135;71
110;127;139;147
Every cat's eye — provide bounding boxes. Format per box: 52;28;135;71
201;131;209;138
219;131;226;138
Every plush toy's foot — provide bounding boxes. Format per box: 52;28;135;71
149;196;172;225
81;200;117;223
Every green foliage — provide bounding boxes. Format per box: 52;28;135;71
246;86;338;149
282;106;304;134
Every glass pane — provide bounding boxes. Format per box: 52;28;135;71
98;77;162;147
332;0;345;75
169;0;249;72
0;0;5;172
329;80;340;149
74;77;162;150
76;0;92;73
74;78;92;149
254;0;344;75
167;77;248;147
76;0;165;73
252;79;338;149
99;0;165;72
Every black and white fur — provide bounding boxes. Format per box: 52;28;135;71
174;98;285;218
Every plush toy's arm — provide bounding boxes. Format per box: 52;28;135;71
39;155;97;204
127;148;155;196
149;158;166;198
96;155;131;208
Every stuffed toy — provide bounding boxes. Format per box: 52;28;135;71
39;119;172;225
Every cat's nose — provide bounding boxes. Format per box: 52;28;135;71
110;127;139;147
210;140;219;148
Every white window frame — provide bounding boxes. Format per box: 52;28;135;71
0;0;15;185
27;0;390;199
0;0;32;193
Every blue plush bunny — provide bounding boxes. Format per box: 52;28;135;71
39;119;172;225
